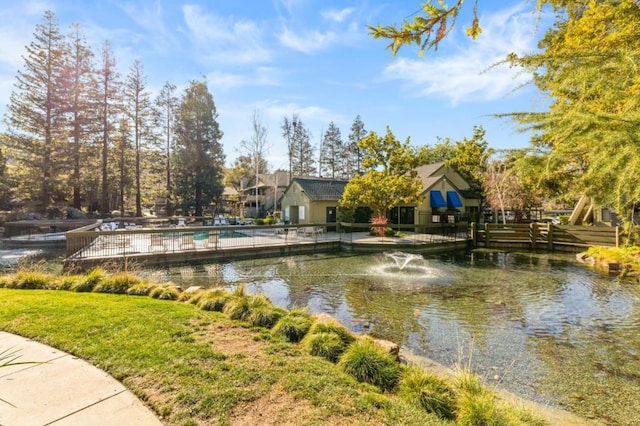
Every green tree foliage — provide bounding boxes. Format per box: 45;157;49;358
123;60;154;217
319;121;343;179
174;80;225;216
505;0;640;219
3;11;67;212
290;118;315;177
154;82;178;210
347;115;366;177
95;41;122;214
368;0;479;56
60;23;96;210
113;118;132;214
340;126;423;217
0;145;12;209
417;137;456;164
281;114;298;182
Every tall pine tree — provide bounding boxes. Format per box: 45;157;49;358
60;23;96;210
154;81;178;213
124;59;154;216
3;10;67;212
347;115;366;178
95;41;121;214
174;81;225;216
319;121;343;179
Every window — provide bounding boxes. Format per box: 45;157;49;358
299;206;305;220
432;214;440;223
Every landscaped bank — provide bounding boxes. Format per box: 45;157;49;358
0;269;586;425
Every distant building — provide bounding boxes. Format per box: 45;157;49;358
280;177;348;229
239;171;290;218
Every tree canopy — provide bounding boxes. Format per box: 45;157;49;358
340;126;423;218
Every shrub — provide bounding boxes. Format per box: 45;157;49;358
71;267;105;292
399;366;456;419
338;337;401;391
4;271;51;289
223;295;252;321
126;282;156;296
149;285;180;300
455;388;500;425
271;309;313;342
454;370;502;426
56;275;83;291
249;306;286;329
308;320;355;347
93;272;141;294
303;332;345;363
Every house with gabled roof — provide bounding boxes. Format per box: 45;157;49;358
409;162;480;226
280;177;348;229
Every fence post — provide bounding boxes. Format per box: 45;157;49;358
471;222;477;247
616;226;620;247
484;223;491;248
547;223;554;251
530;222;537;251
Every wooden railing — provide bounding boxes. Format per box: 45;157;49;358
471;222;619;250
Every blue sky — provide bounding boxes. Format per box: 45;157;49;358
0;0;551;168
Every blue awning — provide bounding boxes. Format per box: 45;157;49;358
430;190;447;209
446;191;463;208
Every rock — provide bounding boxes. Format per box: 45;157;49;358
373;338;400;360
184;285;203;293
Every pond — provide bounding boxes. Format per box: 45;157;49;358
160;250;639;425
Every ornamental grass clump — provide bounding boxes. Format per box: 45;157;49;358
126;282;156;296
308;318;355;347
302;316;355;362
338;336;401;392
247;295;285;329
70;267;105;292
223;294;252;321
303;332;345;363
454;370;505;426
399;366;456;420
1;271;50;289
271;307;313;342
93;272;142;294
149;284;181;300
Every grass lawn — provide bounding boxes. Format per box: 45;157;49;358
0;289;447;425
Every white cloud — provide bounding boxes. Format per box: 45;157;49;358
277;26;338;54
380;4;546;104
321;7;355;23
181;5;272;64
207;67;284;90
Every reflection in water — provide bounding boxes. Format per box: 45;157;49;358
157;250;639;424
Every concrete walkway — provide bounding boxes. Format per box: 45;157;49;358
0;331;162;426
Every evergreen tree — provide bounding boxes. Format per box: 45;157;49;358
319;121;343;179
281;114;299;182
174;81;225;216
347;115;366;177
154;81;178;213
95;41;121;214
291;118;315;176
3;10;67;212
113;118;132;214
60;23;96;210
123;59;154;216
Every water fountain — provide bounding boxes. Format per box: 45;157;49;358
368;251;450;288
384;251;424;271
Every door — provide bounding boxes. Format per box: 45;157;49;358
326;207;337;232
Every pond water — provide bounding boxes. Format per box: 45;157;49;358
160;250;640;424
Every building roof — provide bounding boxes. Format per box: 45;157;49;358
293;177;349;201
